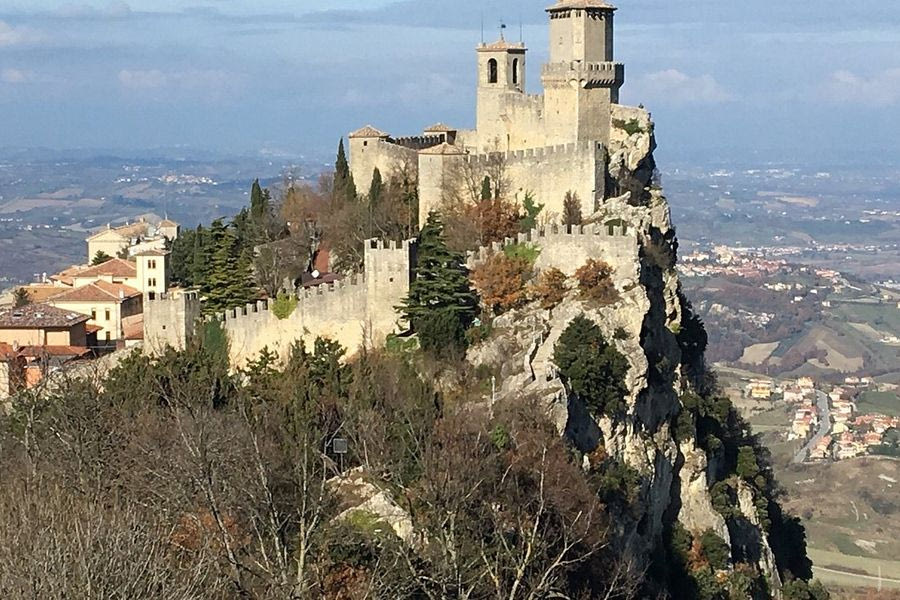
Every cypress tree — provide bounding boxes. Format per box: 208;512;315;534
368;167;383;206
481;175;493;201
170;228;195;286
400;211;478;350
333;138;357;203
192;224;210;289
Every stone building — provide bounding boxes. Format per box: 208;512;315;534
349;0;633;227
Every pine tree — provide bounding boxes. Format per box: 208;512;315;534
248;179;273;243
13;287;30;308
204;221;257;313
91;250;112;266
333;138;357;203
400;212;478;351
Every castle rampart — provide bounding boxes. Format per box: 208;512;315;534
214;239;415;368
143;289;202;356
349;138;420;196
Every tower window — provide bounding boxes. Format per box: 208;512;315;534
488;59;498;84
512;58;519;85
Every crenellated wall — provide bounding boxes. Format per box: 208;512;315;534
217;239;416;368
143;289;202;356
466;223;639;284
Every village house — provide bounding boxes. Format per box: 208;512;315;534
47;281;142;346
85;218;179;264
0;342;24;402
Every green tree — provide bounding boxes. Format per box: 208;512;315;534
699;530;731;571
368;167;383;206
333;138;357;204
191;224;210;288
204;220;256;312
91;250;112;266
13;287;30;308
169;228;196;286
400;212;478;353
562;191;583;227
554;315;629;416
519;192;543;231
736;446;761;481
480;176;492;201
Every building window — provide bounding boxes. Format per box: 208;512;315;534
149;278;156;288
512;58;519;85
105;309;111;321
91;309;96;320
105;331;110;342
148;259;156;269
488;58;498;84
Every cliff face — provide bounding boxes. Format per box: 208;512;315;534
467;108;795;597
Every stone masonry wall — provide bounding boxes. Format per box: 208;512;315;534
220;240;415;368
349;138;419;196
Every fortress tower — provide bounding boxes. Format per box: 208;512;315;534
349;0;635;227
542;0;624;145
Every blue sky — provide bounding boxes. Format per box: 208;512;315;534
1;0;898;164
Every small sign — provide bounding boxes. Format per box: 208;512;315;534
332;438;349;455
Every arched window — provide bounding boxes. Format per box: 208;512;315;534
488;59;498;84
512;58;519;85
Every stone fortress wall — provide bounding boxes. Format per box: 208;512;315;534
143;240;417;368
143;225;641;367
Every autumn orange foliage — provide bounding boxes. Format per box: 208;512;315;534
574;259;619;306
472;253;532;315
530;268;568;310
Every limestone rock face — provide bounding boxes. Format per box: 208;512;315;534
467;111;784;593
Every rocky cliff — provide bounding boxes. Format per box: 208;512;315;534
465;107;815;598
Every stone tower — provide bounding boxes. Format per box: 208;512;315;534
475;35;527;151
542;0;624;144
143;289;201;355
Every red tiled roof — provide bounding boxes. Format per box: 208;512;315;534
0;304;90;329
134;249;168;257
158;219;179;228
50;280;141;304
72;258;137;279
17;345;91;358
349;125;389;139
85;324;103;334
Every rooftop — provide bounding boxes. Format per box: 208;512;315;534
546;0;617;11
49;280;141;304
158;219;179;228
349;125;390;139
72;258;137;280
87;220;151;241
477;38;527;52
0;304;90;329
424;122;457;133
134;249;169;257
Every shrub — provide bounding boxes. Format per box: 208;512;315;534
613;327;629;340
574;259;619;305
502;242;541;265
272;292;298;320
613;118;645;136
471;253;532;315
699;530;731;571
530;268;567;310
554;315;629;416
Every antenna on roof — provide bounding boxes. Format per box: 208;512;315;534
480;11;484;44
500;21;507;40
519;11;523;42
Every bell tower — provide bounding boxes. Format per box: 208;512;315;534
542;0;624;144
475;34;527;151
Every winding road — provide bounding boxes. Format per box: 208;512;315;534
793;390;832;464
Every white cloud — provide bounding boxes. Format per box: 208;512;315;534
630;69;734;106
1;68;30;84
0;20;43;47
823;68;900;107
118;68;239;99
53;2;133;19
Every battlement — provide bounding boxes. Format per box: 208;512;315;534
145;289;200;303
464;140;602;165
216;274;367;324
389;135;444;151
467;223;633;263
541;61;624;87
